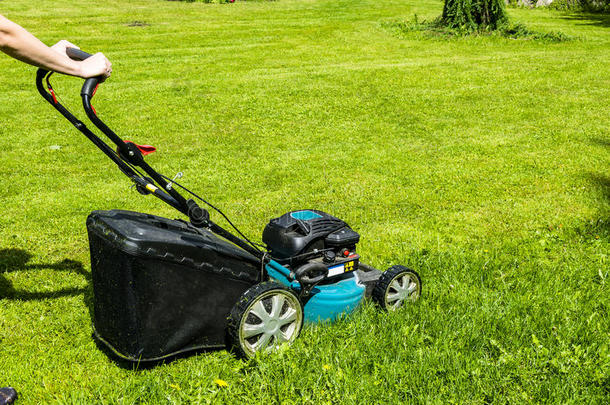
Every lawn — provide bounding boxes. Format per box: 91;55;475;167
0;0;608;403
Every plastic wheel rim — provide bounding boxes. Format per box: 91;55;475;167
385;272;420;310
239;290;303;356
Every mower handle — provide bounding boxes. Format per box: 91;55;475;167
65;47;100;99
63;49;198;223
66;47;92;61
64;48;126;159
35;53;267;261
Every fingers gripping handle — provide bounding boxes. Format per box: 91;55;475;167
65;47;100;99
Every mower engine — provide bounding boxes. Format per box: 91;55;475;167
262;210;360;279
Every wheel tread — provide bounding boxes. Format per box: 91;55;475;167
372;265;422;310
227;281;302;358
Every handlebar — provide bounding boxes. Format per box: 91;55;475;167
42;49;195;220
65;47;100;99
66;47;92;61
35;53;267;261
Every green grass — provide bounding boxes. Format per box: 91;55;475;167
1;0;608;402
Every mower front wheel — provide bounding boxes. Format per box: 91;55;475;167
373;266;421;310
227;281;304;358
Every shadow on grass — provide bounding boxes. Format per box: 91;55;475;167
586;136;609;234
592;137;610;148
0;248;91;301
586;136;610;235
559;12;610;28
589;174;610;232
379;18;571;41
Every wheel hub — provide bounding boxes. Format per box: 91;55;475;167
266;319;279;334
386;274;419;309
240;290;302;355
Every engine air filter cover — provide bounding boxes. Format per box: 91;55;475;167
325;227;360;247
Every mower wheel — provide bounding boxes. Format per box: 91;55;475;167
227;281;303;358
372;266;421;310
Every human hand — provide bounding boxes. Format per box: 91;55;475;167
76;52;112;80
51;40;112;80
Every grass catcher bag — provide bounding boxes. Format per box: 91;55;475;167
86;210;261;362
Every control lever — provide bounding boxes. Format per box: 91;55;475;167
294;262;328;297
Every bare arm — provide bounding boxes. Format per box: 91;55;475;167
0;14;111;78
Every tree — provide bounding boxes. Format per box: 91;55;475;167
441;0;508;31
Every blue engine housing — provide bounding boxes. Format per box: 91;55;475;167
266;260;366;323
263;210;369;323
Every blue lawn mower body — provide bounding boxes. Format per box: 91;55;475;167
35;49;422;361
267;259;366;323
263;211;369;324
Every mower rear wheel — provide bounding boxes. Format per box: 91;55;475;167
373;266;421;310
227;282;303;358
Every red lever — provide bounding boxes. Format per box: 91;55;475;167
124;140;156;155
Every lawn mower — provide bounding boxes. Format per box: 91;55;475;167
35;48;422;360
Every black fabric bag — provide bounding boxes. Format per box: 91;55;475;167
86;210;260;362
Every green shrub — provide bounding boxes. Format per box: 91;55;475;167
380;16;571;41
501;22;571;40
549;0;610;11
441;0;509;31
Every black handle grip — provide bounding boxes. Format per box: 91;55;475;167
66;48;101;99
66;47;92;61
65;48;100;98
82;78;99;98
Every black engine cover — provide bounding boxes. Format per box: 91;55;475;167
262;210;360;260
